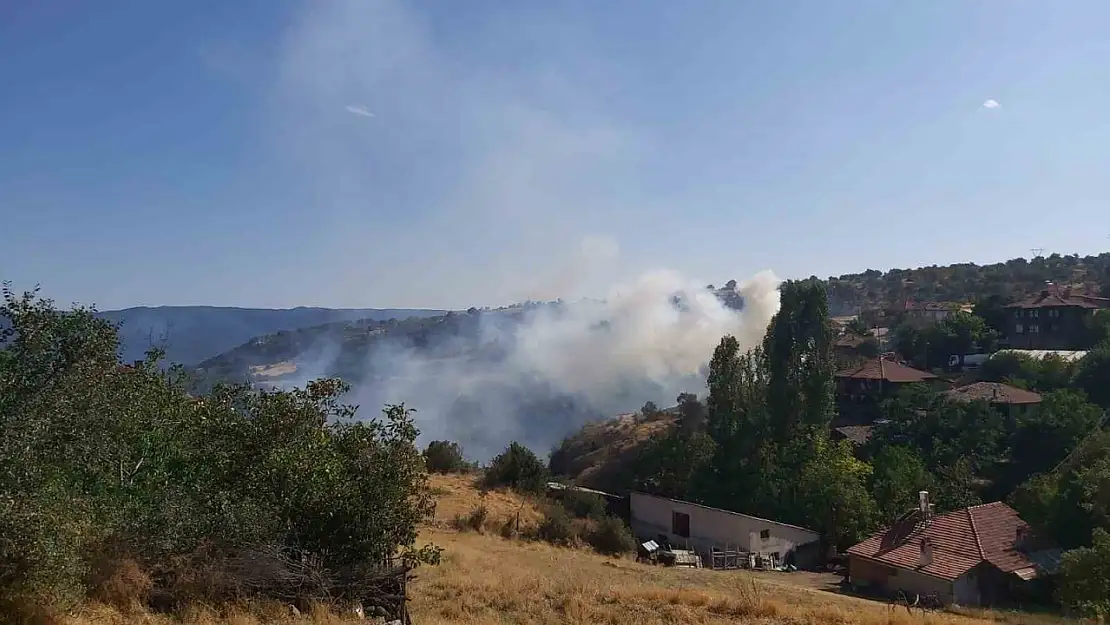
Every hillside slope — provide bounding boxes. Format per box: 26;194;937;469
549;411;678;493
96;305;447;365
62;474;1053;625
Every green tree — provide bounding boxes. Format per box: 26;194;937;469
699;341;775;511
1076;347;1110;409
675;392;707;434
796;438;878;548
632;430;715;500
1008;389;1103;488
424;440;468;473
973;294;1010;336
932;456;982;512
870;446;936;524
891;322;928;367
0;286;438;613
763;279;835;451
484;442;549;493
1082;313;1110;348
1057;528;1110;619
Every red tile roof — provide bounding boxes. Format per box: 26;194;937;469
835;333;870;349
833;425;873;446
836;358;937;383
1006;289;1110;310
943;382;1042;406
847;502;1051;581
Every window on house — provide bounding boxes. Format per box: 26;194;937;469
672;511;690;538
1015;323;1024;334
1014;310;1022;318
760;529;771;540
1029;324;1039;334
1049;309;1060;318
1030;309;1039;318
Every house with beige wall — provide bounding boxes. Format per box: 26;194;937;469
847;493;1061;606
628;492;821;569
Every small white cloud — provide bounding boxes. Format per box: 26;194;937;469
344;104;375;117
981;99;1000;110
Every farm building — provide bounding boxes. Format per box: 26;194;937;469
847;492;1061;606
628;492;822;569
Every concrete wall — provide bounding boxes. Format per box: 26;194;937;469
629;492;821;568
952;568;983;606
849;555;965;604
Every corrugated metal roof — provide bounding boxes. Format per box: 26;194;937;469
630;492;820;538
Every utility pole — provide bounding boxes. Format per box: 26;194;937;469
1030;248;1044;259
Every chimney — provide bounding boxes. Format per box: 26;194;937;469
920;538;934;568
919;491;931;523
1016;526;1029;548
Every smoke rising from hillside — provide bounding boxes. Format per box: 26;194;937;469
327;262;781;461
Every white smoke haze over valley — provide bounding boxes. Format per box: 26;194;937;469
270;261;780;460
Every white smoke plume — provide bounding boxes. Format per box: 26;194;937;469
293;259;782;460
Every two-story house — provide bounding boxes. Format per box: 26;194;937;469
1004;285;1110;350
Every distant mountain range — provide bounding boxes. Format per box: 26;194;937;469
96;306;448;366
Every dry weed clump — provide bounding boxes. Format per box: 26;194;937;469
84;555;153;613
449;505;490;533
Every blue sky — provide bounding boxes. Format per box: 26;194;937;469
2;1;1109;310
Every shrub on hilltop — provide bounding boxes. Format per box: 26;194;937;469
483;441;549;494
423;439;468;474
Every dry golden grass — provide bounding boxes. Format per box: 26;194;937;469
64;600;367;624
425;472;543;532
59;473;1076;625
409;526;1011;625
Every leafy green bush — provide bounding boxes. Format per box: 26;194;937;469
558;489;607;520
483;442;549;494
585;516;637;556
534;505;576;545
424;440;468;474
0;286;439;615
1057;528;1110;618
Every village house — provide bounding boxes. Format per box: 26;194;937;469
847;493;1061;606
835;356;940;424
629;492;822;569
834;333;878;363
1004;284;1110;350
895;300;962;323
942;382;1042;422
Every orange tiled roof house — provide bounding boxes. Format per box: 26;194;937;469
846;492;1061;607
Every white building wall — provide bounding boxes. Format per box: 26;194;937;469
629;492;820;566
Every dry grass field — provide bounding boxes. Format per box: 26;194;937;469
59;473;1075;625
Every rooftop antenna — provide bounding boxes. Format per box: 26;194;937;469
1030;248;1044;259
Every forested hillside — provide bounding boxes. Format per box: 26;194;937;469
96;305;447;365
825;252;1110;314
